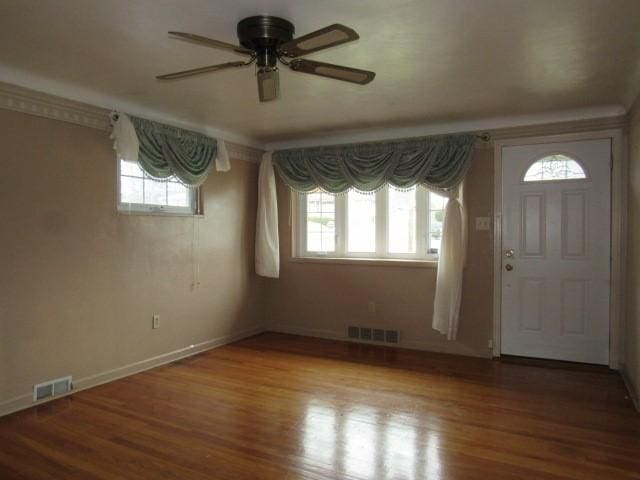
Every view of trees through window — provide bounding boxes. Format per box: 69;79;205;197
302;186;446;259
388;188;417;254
306;191;336;252
119;159;193;212
428;192;447;254
348;190;376;252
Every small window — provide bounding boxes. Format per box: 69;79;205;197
297;186;447;261
118;159;198;214
523;154;586;182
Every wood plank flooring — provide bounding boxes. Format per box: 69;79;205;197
0;332;638;479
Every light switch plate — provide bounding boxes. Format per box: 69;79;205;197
152;314;160;329
475;217;491;231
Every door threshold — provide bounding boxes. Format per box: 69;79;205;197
499;355;611;372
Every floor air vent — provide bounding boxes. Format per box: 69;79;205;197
347;327;399;345
360;327;372;340
372;329;385;342
348;326;360;339
385;330;399;343
33;376;72;401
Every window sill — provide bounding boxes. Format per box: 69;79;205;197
289;256;438;269
116;207;203;217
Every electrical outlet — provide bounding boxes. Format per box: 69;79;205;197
152;314;160;329
368;301;376;313
488;339;494;350
475;217;491;231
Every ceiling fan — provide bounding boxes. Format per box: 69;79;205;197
156;16;375;102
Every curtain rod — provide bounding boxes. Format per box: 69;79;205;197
111;110;491;143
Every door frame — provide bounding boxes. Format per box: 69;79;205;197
492;130;626;369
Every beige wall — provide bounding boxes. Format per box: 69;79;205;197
3;99;632;411
264;148;494;358
0;109;263;405
625;98;640;401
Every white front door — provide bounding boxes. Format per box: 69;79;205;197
500;139;611;364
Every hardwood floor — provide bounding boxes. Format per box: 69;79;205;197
1;332;638;479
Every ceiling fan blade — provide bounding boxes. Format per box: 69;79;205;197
289;59;375;85
278;24;359;58
257;68;279;102
156;61;247;80
168;31;253;56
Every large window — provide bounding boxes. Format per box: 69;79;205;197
117;159;198;214
297;186;447;260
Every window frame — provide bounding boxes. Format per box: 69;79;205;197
295;186;442;262
116;159;200;216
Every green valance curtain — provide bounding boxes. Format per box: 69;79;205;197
272;134;475;194
129;116;217;187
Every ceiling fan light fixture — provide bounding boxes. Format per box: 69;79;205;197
257;67;279;102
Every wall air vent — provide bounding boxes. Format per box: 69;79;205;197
33;376;72;402
347;326;360;339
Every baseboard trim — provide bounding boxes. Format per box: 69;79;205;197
0;326;264;418
619;365;640;413
269;323;490;359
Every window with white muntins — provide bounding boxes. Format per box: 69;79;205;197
117;159;198;215
297;186;447;261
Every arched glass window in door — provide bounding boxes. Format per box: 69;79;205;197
523;154;587;182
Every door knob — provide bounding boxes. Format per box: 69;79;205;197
505;264;513;271
505;249;514;258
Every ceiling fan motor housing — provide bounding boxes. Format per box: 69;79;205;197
237;16;294;68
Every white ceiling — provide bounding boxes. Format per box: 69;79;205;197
1;0;639;148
